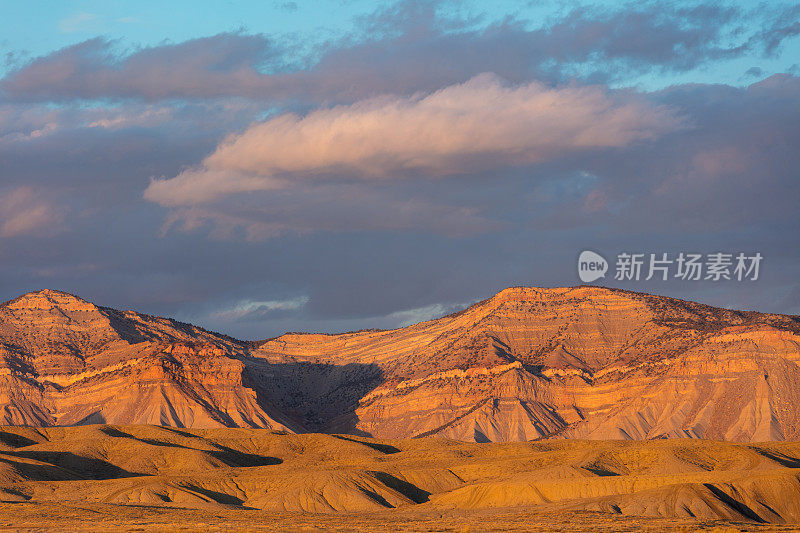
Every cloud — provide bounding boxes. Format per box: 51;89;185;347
144;73;684;206
0;101;238;144
211;296;309;321
386;301;470;327
1;2;799;339
744;66;764;79
0;187;65;237
0;34;284;102
157;185;501;240
275;2;298;13
754;4;800;55
3;3;798;103
530;74;800;235
58;12;101;34
0;103;67;141
2;67;799;336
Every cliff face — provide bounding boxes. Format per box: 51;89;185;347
0;290;289;430
1;287;799;442
252;287;800;442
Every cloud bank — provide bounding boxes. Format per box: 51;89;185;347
2;3;798;103
0;0;798;338
144;74;684;206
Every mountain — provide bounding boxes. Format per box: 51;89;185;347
0;290;290;430
1;287;799;442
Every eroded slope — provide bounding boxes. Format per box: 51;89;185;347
252;287;800;442
1;286;799;443
0;290;289;430
0;425;799;528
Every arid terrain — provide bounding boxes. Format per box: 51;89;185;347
2;287;799;442
1;424;800;531
1;287;800;529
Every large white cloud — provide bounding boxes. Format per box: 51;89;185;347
145;74;684;206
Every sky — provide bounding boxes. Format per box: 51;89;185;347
0;0;798;339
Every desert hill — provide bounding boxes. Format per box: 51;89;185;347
1;287;799;442
0;424;799;530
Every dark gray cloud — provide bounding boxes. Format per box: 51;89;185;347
2;72;796;339
0;34;284;102
2;2;798;104
146;72;800;334
524;75;800;235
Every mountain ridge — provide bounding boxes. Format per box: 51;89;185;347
7;286;798;340
0;286;798;442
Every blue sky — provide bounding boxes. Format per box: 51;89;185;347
1;0;372;60
0;0;798;338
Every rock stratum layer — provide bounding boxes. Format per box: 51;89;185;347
0;290;289;430
1;287;799;442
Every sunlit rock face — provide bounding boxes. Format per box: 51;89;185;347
1;287;799;442
0;290;290;430
254;286;800;442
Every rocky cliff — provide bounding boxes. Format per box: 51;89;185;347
1;287;799;442
0;290;289;430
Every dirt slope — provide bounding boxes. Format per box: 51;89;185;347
0;425;799;530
